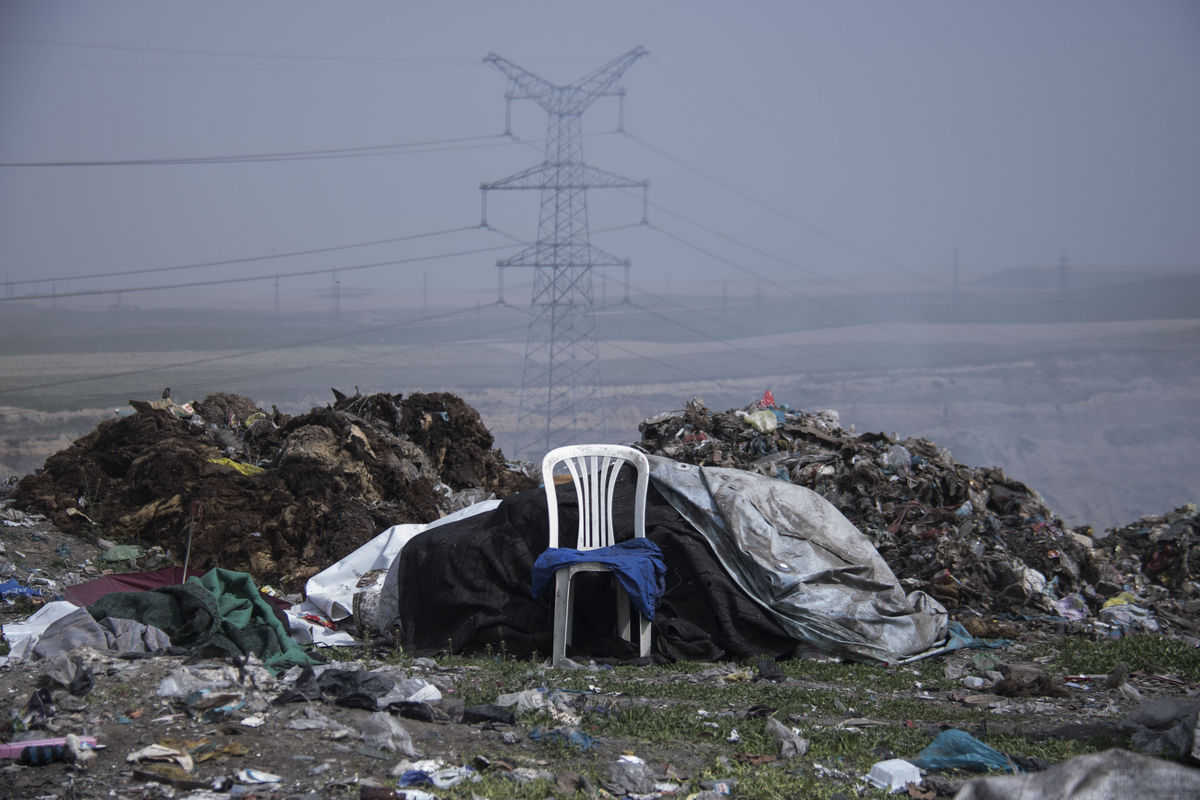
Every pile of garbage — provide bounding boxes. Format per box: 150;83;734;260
8;387;1197;641
638;395;1197;634
1087;505;1200;639
11;390;534;592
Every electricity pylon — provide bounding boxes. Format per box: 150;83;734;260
481;47;648;459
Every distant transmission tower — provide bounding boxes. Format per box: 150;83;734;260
481;47;648;459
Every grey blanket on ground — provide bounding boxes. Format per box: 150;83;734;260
31;607;171;660
953;749;1200;800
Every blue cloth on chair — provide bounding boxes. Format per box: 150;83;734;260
531;539;666;620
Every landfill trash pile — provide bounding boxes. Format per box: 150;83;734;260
637;395;1196;635
1086;504;1200;640
0;391;1198;798
10;390;534;591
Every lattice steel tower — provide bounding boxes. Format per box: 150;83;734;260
481;47;648;459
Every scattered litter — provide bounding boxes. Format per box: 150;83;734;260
0;735;99;765
236;768;282;784
528;725;597;751
911;728;1014;773
765;716;809;758
126;742;194;772
864;757;922;793
358;710;419;757
604;754;656;795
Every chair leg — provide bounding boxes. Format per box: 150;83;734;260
639;613;652;658
565;574;577;646
615;581;631;643
553;569;571;667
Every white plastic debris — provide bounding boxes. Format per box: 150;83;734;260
359;710;418;757
496;688;547;714
865;758;922;793
765;716;809;758
236;768;282;784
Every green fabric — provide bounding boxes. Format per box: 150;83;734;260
88;567;314;675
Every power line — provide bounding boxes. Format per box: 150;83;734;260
626;295;791;374
640;219;1036;355
602;338;713;384
0;241;519;302
0;303;488;396
642;197;832;285
0;36;481;66
645;221;870;325
0;36;612;68
625;131;939;287
0;303;539;414
7;224;480;287
0;133;512;168
646;55;799;144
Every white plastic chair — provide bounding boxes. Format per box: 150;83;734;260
542;444;652;667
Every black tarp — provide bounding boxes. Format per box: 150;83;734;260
392;468;815;663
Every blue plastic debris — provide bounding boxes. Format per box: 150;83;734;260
528;725;597;751
0;579;42;602
912;729;1015;773
944;621;1010;652
399;769;432;786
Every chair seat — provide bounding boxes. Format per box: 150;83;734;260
531;539;665;621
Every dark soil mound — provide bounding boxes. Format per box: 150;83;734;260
12;390;534;590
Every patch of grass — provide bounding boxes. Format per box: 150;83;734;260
700;762;854;800
987;731;1113;764
1047;635;1200;681
800;722;932;766
428;645;550;705
872;696;986;724
584;701;729;744
782;658;949;691
695;756;901;800
437;771;559;799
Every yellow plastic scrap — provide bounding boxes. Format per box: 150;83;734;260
206;457;265;477
1102;591;1141;609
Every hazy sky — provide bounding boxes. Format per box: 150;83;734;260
1;0;1198;306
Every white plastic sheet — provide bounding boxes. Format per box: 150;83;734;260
290;499;501;645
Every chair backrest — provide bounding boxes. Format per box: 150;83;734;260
542;444;650;551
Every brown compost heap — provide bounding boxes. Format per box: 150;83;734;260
11;390;534;591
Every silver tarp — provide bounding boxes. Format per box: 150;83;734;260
648;456;948;663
